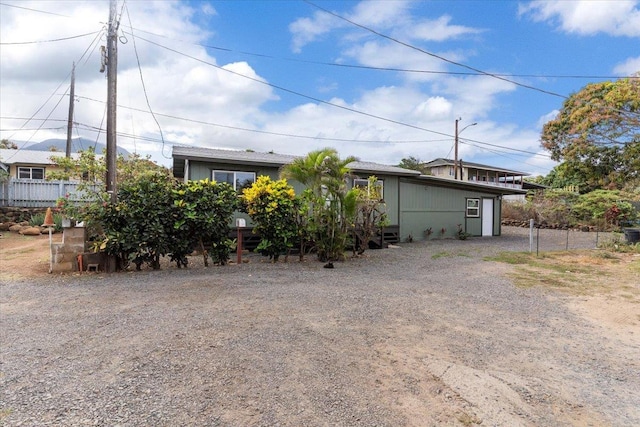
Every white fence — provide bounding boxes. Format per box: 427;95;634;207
0;179;100;208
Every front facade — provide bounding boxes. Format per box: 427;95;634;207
172;146;527;241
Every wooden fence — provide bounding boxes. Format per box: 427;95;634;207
0;179;100;208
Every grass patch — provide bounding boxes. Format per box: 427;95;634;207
485;250;639;298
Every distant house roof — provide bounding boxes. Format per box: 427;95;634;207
172;146;421;178
0;149;78;166
412;174;528;195
423;158;530;176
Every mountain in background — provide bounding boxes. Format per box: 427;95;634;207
25;138;130;156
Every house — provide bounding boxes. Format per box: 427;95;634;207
423;158;529;189
172;146;527;242
0;149;67;180
0;149;93;207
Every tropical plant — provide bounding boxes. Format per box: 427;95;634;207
242;176;299;261
348;175;388;255
280;148;357;262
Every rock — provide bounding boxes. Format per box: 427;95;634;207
0;222;14;231
20;227;42;236
9;224;23;232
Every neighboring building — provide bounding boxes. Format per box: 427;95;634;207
0;149;87;179
172;146;527;242
423;158;529;189
0;149;96;207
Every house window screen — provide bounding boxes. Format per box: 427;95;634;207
353;178;384;199
466;198;480;217
212;170;256;191
18;167;45;179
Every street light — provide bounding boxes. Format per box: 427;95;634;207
454;119;477;180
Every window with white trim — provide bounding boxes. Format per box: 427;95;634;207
18;167;45;179
212;170;256;191
466;198;480;217
353;178;384;199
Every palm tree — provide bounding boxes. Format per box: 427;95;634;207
280;148;358;261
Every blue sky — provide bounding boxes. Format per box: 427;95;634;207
1;1;638;175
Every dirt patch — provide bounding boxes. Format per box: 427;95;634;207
0;232;59;279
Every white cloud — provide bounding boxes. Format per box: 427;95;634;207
536;110;559;130
289;11;341;53
405;15;483;42
613;56;640;76
290;0;482;53
520;0;640;37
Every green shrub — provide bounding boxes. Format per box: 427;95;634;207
29;212;62;232
241;176;299;261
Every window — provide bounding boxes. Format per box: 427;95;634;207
18;167;45;179
466;198;480;217
353;178;384;199
212;170;255;191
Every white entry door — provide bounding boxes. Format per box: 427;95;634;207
482;198;494;236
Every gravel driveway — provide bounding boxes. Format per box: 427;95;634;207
1;227;637;426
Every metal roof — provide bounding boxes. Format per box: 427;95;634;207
412;174;528;195
0;149;84;165
172;146;421;177
422;158;530;176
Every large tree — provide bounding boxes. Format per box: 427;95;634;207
541;77;639;192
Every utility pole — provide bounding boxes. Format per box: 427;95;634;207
105;0;118;203
65;62;75;158
453;119;477;181
454;118;460;180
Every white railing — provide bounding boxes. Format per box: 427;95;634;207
0;179;100;207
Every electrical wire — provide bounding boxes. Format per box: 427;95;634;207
72;95;453;144
304;1;567;100
128;36;557;158
0;31;101;45
0;2;70;17
131;33;457;140
123;1;168;158
304;1;640;120
128;25;637;81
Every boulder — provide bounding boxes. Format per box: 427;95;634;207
9;224;23;232
20;226;42;236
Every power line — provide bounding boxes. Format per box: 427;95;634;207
72;96;452;144
0;31;101;45
123;1;168;158
130;26;637;81
304;1;568;100
129;36;555;159
0;2;70;17
131;33;458;140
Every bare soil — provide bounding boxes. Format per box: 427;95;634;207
1;229;639;426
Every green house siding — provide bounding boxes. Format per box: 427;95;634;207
399;180;501;241
184;160;400;228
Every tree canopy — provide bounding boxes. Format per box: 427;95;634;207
541;77;639;192
0;139;18;149
397;156;430;174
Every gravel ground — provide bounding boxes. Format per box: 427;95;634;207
1;227;638;426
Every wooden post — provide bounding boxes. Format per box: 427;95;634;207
66;62;75;158
236;218;246;265
105;0;118;203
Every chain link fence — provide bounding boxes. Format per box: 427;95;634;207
502;223;626;254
